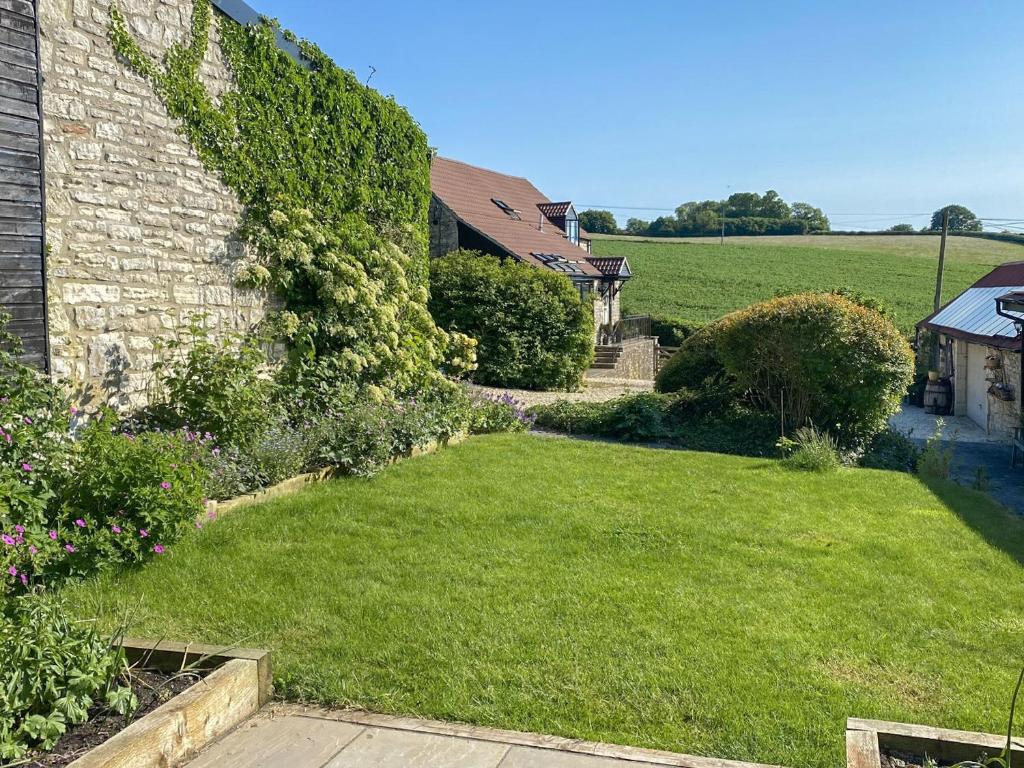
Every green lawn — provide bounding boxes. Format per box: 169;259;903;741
591;234;1022;333
72;434;1024;768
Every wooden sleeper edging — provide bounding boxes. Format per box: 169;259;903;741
68;640;272;768
846;718;1024;767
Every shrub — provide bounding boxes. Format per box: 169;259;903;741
469;394;534;434
0;593;135;761
58;416;208;571
859;428;920;472
917;420;957;480
779;425;842;472
655;324;730;394
144;319;278;450
648;315;696;347
429;251;595;391
713;293;913;443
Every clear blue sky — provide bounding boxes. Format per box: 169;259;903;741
254;0;1024;231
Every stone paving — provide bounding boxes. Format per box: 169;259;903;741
185;705;775;768
468;377;653;409
890;406;1023;516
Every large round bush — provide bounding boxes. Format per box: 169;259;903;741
717;293;912;442
657;293;913;443
429;251;594;390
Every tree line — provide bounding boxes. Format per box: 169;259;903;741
579;190;830;237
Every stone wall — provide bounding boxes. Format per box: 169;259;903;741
428;196;458;259
588;337;656;382
38;0;267;406
988;347;1021;439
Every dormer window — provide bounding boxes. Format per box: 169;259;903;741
565;209;580;246
492;198;521;220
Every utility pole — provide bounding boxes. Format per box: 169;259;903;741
933;208;949;313
720;211;725;245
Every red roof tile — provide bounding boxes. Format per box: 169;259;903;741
431;157;600;277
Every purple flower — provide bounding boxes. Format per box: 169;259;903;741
28;545;37;555
64;544;75;553
23;416;32;425
14;525;24;534
160;481;171;490
19;573;27;586
139;529;149;538
195;521;204;529
7;566;16;577
111;525;122;534
21;463;32;473
153;544;165;554
74;518;86;528
69;405;78;416
1;535;14;547
48;530;58;540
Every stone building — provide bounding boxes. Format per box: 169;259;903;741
430;156;655;379
0;0;276;406
919;262;1024;440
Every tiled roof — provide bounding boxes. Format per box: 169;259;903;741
536;201;572;218
584;257;631;278
431;157;601;277
920;261;1024;348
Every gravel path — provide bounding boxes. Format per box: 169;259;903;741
467;377;653;408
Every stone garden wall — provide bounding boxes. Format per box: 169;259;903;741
38;0;267;406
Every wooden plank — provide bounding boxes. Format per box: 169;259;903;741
16;334;44;354
0;0;33;18
0;286;41;304
0;41;35;70
0;60;35;85
0;167;38;187
0;199;40;218
0;10;36;36
0;146;38;169
0;234;40;254
0;77;36;105
0;26;34;53
0;182;40;203
0;303;44;320
69;659;261;768
121;638;274;706
0;110;37;136
0;269;40;287
849;719;1024;766
1;318;44;336
0;129;37;153
846;728;880;768
0;92;36;119
0;256;43;272
0;218;40;235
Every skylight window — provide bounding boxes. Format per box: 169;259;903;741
491;198;521;220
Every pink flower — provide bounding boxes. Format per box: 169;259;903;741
139;529;149;538
7;566;16;577
19;574;27;586
69;405;78;415
195;521;203;529
111;525;122;534
23;417;32;425
28;545;37;555
48;530;58;540
21;463;32;472
1;535;14;546
64;544;75;553
14;525;24;534
74;518;86;528
153;544;165;554
160;481;171;490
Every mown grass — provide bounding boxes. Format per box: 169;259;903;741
591;234;1021;333
72;434;1024;768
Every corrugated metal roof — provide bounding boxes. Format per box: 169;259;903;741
925;286;1023;341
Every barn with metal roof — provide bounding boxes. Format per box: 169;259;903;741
918;262;1024;437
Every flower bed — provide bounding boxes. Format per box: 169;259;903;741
846;718;1024;768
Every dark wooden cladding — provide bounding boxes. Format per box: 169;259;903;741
0;0;46;369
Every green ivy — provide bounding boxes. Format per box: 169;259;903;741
108;1;474;395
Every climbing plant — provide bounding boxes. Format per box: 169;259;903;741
109;0;474;395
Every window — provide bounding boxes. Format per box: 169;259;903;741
491;198;521;220
566;218;580;245
578;281;593;302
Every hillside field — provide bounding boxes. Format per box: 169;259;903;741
591;234;1024;333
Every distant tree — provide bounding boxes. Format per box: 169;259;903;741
887;223;915;232
791;202;830;233
650;216;678;236
930;205;981;232
578;209;618;234
759;190;791;219
625;218;650;235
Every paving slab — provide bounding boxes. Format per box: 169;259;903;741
186;715;364;768
323;726;509;767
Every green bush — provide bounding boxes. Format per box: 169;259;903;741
714;293;912;444
655;324;730;394
429;251;595;391
648;315;696;347
779;425;842;472
0;593;135;761
469;394;534;434
58;417;208;571
859;428;920;472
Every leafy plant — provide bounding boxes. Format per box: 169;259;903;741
778;424;842;472
429;251;595;391
917;419;957;480
858;428;920;472
0;593;135;761
469;393;534;434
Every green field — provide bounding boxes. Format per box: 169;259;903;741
592;234;1023;333
71;434;1024;768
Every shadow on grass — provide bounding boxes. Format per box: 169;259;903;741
919;475;1024;569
